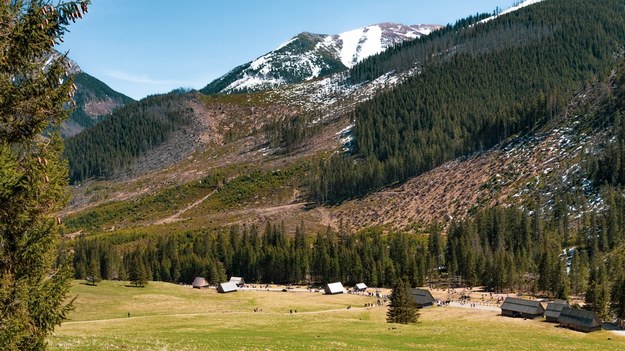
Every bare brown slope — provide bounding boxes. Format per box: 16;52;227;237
64;91;331;214
331;81;610;231
64;70;612;235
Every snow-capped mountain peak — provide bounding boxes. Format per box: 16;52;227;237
328;23;438;68
200;23;441;94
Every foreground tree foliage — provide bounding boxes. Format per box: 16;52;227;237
0;1;89;349
387;277;419;324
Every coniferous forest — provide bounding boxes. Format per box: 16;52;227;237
308;0;625;204
64;92;196;182
72;187;625;320
64;0;625;325
67;57;625;321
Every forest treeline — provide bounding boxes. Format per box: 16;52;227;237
71;223;432;290
263;111;324;153
64;92;196;182
69;73;625;319
308;0;625;204
71;186;625;320
447;193;625;320
348;12;491;84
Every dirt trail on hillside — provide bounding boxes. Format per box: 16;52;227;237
154;190;217;225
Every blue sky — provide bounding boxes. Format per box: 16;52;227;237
58;0;519;100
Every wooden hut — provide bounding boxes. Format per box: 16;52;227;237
354;283;367;292
500;297;544;319
544;300;570;323
217;281;238;293
229;276;245;287
410;288;435;308
192;277;209;289
558;307;602;332
324;282;345;295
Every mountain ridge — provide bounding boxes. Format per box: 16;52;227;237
63;71;135;137
64;0;625;231
200;22;441;94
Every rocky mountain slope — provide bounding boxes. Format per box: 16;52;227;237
62;0;625;238
62;70;617;235
200;23;440;94
59;55;134;137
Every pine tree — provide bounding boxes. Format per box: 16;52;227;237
569;250;589;295
85;257;100;286
386;277;420;324
128;253;148;288
0;1;90;350
553;259;570;300
585;260;610;319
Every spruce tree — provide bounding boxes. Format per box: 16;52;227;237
585;260;610;319
128;253;148;288
612;277;625;324
0;1;90;350
85;257;98;286
386;277;420;324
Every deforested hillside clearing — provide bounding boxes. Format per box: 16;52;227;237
49;281;624;350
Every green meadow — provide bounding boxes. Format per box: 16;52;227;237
49;281;624;351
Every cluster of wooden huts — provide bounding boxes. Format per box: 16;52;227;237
191;277;601;333
192;276;245;293
500;297;602;332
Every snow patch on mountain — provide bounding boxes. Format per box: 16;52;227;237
335;25;384;67
275;37;297;51
478;0;545;24
226;74;285;92
327;23;437;68
202;23;440;94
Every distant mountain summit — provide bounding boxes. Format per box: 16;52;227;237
331;23;438;67
200;23;440;94
62;62;134;138
62;71;134;138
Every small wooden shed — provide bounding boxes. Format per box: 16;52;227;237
500;297;545;319
558;307;602;332
324;282;345;295
229;276;245;287
354;283;367;292
192;277;209;289
544;300;570;323
411;288;435;308
217;281;238;293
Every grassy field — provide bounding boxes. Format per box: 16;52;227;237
49;281;624;351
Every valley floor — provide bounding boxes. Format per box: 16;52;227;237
49;281;624;351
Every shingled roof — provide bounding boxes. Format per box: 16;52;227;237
229;277;245;286
192;277;209;289
544;300;570;322
558;307;602;332
355;283;367;291
324;282;345;295
217;281;238;293
410;288;435;308
500;297;545;318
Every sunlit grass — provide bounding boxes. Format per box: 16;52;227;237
49;281;624;351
